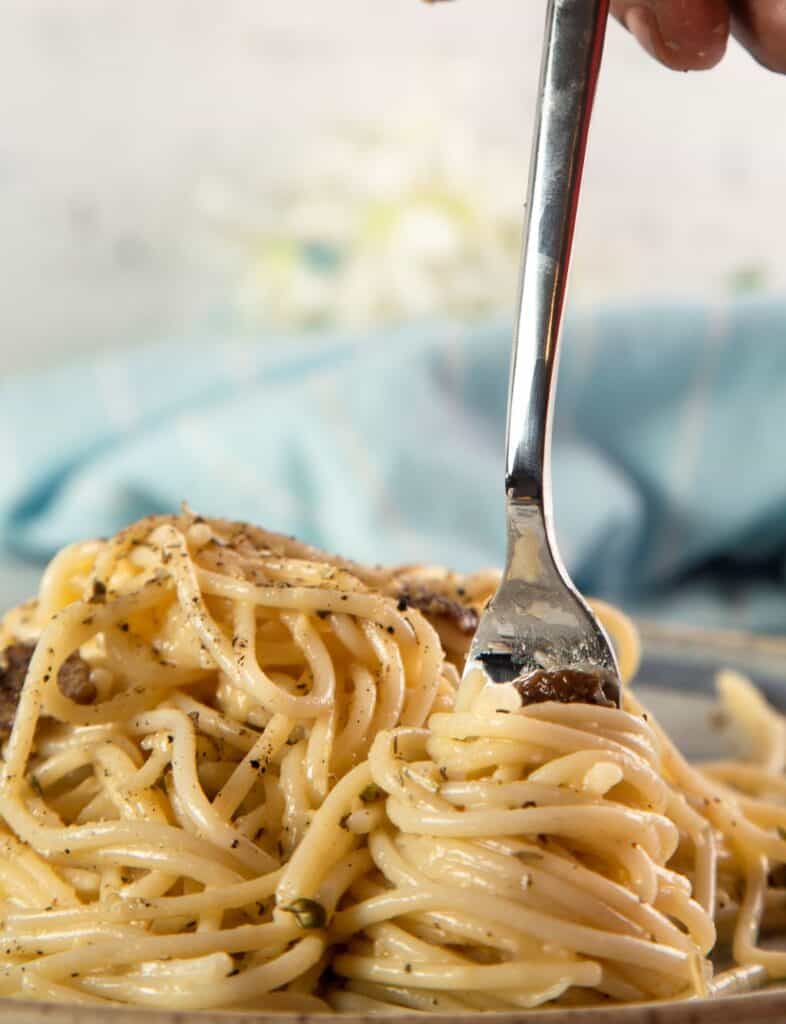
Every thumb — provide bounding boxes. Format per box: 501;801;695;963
611;1;729;70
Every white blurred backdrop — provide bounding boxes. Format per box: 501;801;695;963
1;0;784;372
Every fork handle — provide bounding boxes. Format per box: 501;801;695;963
506;0;609;504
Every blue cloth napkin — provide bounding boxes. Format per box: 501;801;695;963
2;296;786;631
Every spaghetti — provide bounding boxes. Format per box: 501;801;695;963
0;511;782;1011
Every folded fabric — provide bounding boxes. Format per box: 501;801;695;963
2;296;786;632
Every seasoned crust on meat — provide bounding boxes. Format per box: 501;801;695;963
391;585;480;635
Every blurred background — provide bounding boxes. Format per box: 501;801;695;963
1;0;786;632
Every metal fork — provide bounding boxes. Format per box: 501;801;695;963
464;0;620;707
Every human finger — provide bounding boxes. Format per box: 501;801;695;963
611;0;730;70
731;0;786;73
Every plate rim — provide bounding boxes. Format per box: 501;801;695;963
1;987;785;1023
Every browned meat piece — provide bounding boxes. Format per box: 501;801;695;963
513;668;618;709
0;643;97;736
57;651;97;705
0;644;35;735
394;586;479;635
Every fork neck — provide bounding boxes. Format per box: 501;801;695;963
505;0;609;508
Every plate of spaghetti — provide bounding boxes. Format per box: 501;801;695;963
1;510;786;1022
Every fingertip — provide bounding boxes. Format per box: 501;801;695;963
732;1;786;74
740;46;786;74
618;3;729;72
750;50;786;74
622;7;666;64
670;35;728;72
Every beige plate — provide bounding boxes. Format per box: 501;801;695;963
4;621;786;1023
